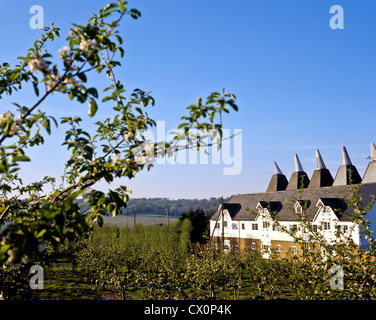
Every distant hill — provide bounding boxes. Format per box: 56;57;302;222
77;197;226;217
121;197;226;217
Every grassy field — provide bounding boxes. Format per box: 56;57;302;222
33;262;257;300
32;262;124;300
102;214;178;227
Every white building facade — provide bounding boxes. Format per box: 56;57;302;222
210;145;376;257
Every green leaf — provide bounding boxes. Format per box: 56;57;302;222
13;155;30;162
225;93;236;99
43;119;51;134
119;0;126;12
106;203;114;213
35;229;47;238
9;71;20;81
129;8;141;19
88;98;98;117
77;72;87;82
117;47;125;58
102;96;112;103
87;87;98;98
177;123;189;130
97;215;104;227
227;100;239;111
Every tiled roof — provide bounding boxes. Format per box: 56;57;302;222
210;183;376;222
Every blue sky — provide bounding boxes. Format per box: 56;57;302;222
1;0;376;199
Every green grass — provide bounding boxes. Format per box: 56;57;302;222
33;262;119;300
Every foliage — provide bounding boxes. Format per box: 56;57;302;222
179;208;211;243
0;0;238;291
0;264;32;300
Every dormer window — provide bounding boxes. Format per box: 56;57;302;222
294;202;303;214
315;198;346;220
294;200;310;214
256;201;282;220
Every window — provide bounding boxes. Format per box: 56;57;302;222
252;223;258;230
338;225;348;233
224;240;230;252
251;243;256;250
312;225;318;233
215;222;220;229
289;224;297;231
241;223;245;230
262;244;269;251
322;222;330;230
223;221;228;228
263;221;269;229
291;246;297;255
295;206;302;213
273;224;279;231
232;223;238;230
234;244;239;252
214;243;219;250
276;245;282;253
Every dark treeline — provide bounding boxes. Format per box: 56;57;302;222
121;197;225;217
77;197;226;217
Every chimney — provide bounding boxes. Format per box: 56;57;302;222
266;161;288;192
286;154;310;190
362;143;376;184
332;146;362;186
307;150;334;189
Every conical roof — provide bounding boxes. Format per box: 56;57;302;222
308;150;334;189
266;161;288;192
333;146;362;186
362;143;376;184
286;154;310;190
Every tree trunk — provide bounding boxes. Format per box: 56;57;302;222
209;284;215;298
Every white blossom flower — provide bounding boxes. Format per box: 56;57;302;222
123;131;134;141
63;77;82;88
0;113;12;125
28;59;39;72
28;57;49;73
73;155;84;161
113;153;120;164
57;46;69;59
9;124;20;135
79;39;92;51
